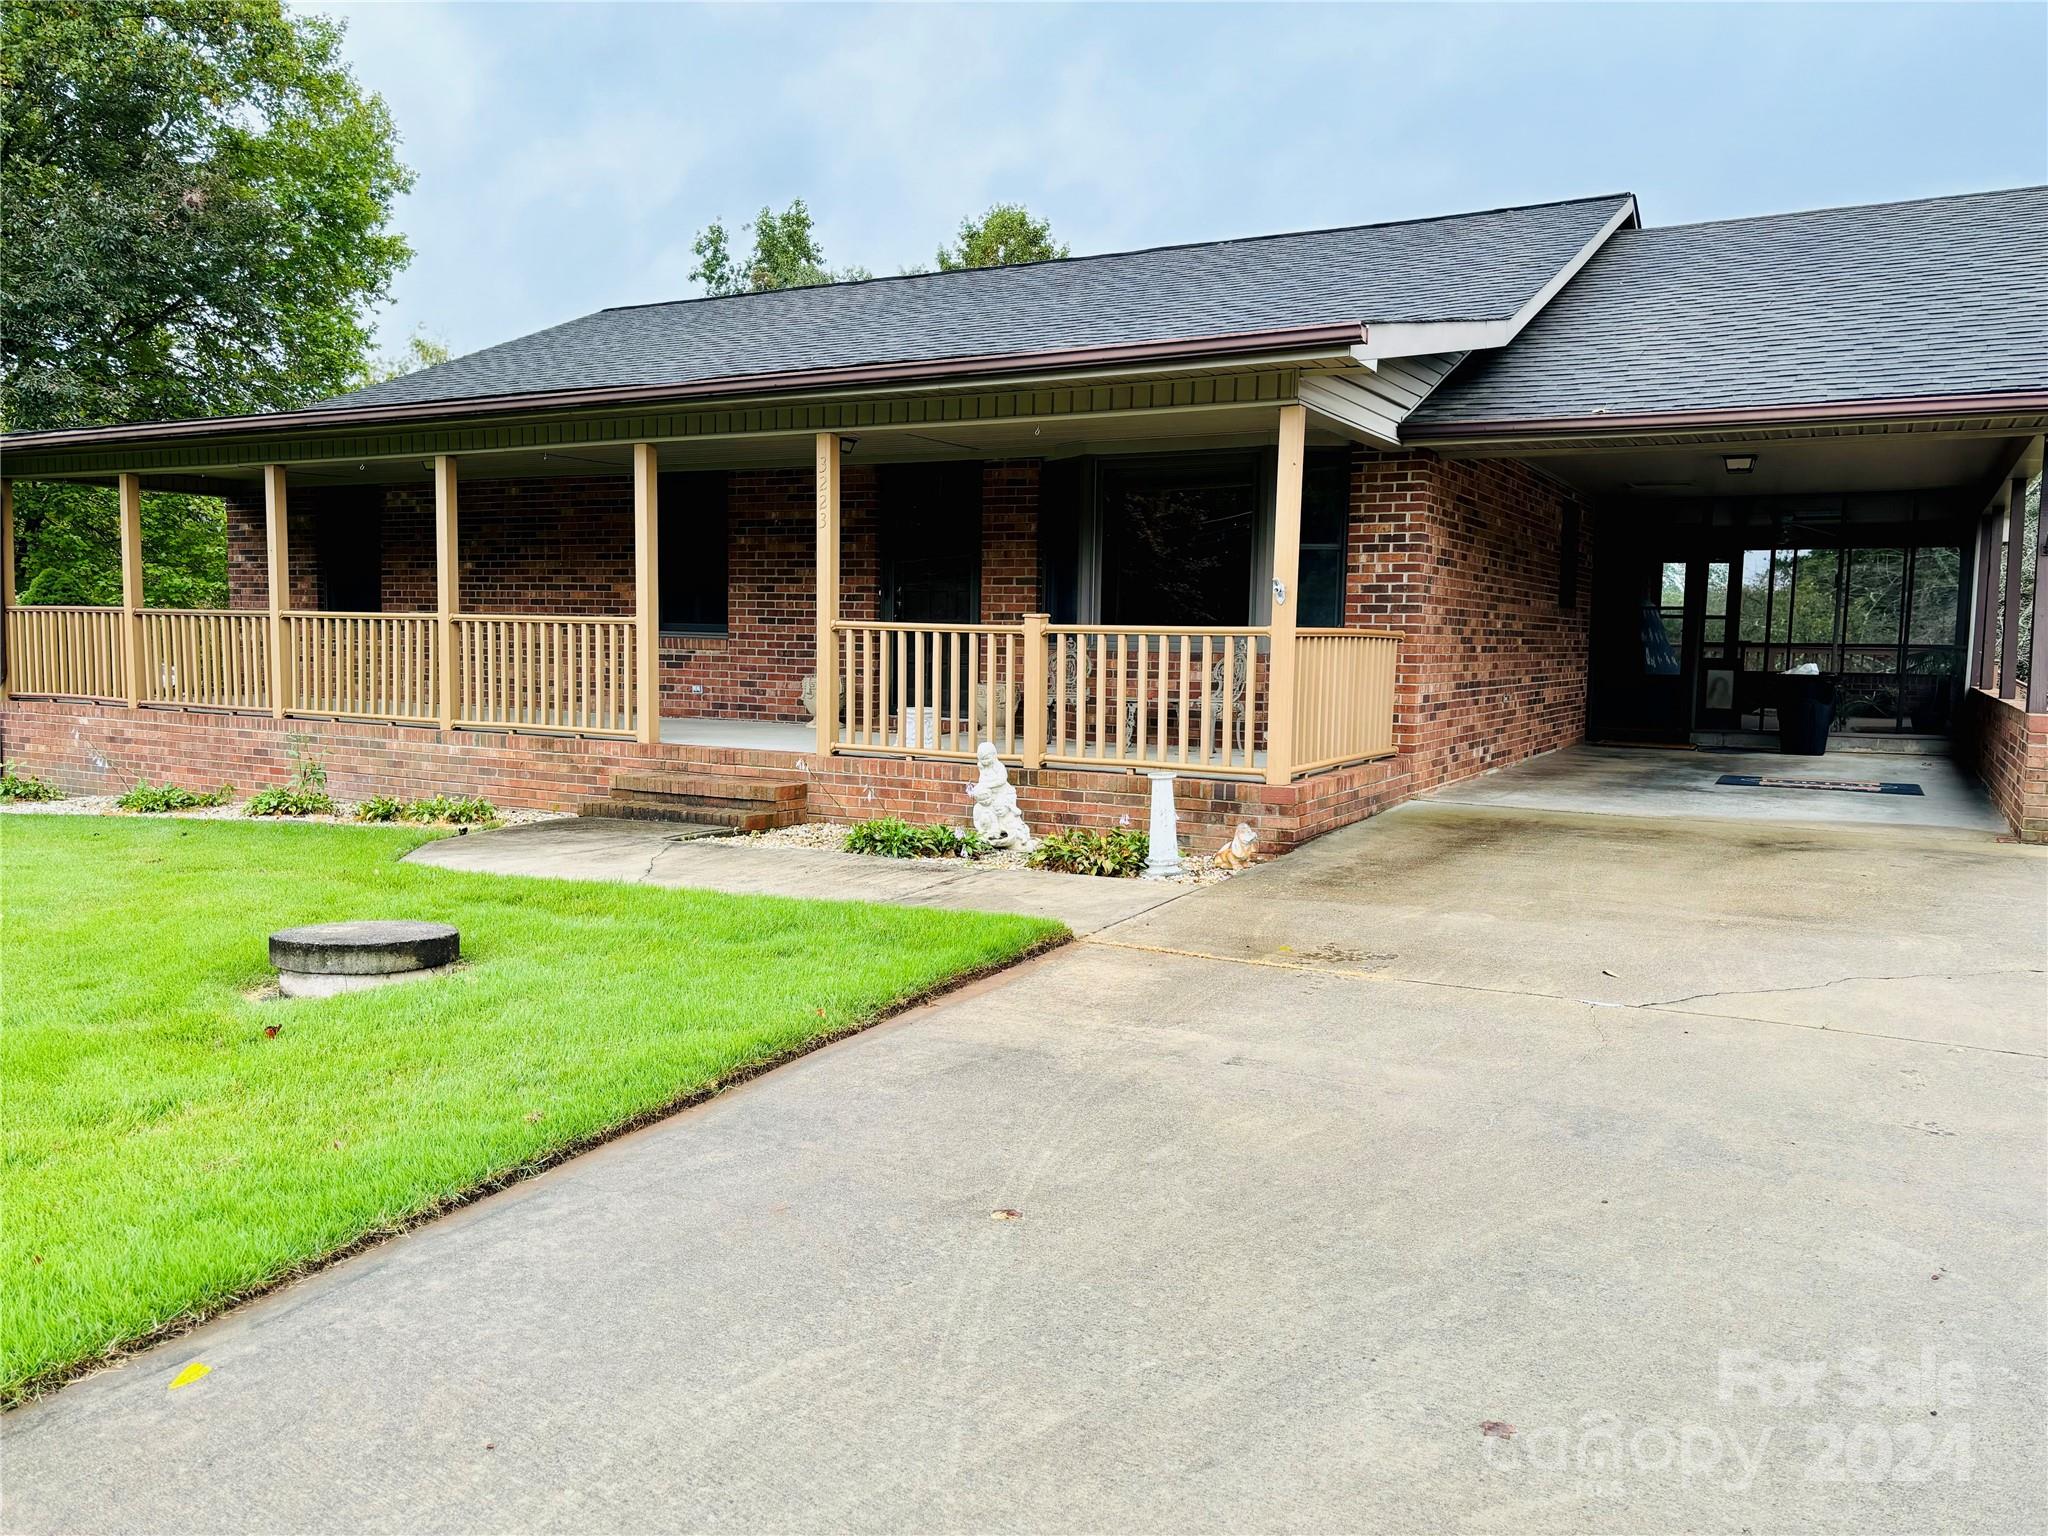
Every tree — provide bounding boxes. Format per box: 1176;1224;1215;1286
936;203;1068;271
689;199;868;296
1;0;414;606
360;327;452;387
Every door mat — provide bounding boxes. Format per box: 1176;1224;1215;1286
1715;774;1925;797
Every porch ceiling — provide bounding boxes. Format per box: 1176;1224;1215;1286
1477;423;2045;501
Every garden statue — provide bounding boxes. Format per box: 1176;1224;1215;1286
1214;822;1260;870
968;742;1035;850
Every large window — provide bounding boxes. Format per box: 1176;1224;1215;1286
1734;542;1964;733
312;488;382;612
658;472;728;634
1042;448;1350;627
1098;455;1260;626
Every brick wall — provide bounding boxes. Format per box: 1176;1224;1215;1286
1954;686;2048;841
979;460;1039;620
0;698;1403;852
1350;449;1592;792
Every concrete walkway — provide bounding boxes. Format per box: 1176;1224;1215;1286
6;802;2044;1533
403;816;1191;935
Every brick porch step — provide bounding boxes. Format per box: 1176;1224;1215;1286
610;771;807;804
577;771;808;833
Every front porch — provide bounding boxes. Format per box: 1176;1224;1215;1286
0;397;1421;847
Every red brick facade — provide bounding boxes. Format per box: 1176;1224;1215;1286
24;445;1595;851
1349;450;1592;794
1955;686;2048;841
0;698;1406;852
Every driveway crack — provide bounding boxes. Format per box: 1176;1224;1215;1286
1645;967;2046;1010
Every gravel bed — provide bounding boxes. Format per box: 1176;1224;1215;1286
0;795;569;829
743;820;1251;885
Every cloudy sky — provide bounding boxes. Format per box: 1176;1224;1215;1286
314;1;2048;358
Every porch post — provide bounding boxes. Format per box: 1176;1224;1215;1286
2029;475;2048;712
814;431;840;758
263;465;289;718
1999;476;2024;700
118;472;143;708
1975;511;2001;689
434;455;458;731
632;442;661;745
1263;403;1307;786
1;479;14;700
1022;612;1048;769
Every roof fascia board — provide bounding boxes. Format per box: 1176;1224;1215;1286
1407;390;2048;446
0;326;1363;459
4;373;1312;481
1354;194;1638;363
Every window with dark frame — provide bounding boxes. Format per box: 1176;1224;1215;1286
658;471;729;634
1299;450;1349;628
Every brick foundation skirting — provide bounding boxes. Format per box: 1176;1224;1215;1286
0;700;1409;853
1954;687;2048;842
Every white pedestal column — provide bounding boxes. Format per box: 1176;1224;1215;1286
1143;771;1183;879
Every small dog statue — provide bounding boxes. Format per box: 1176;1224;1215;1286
1213;822;1260;870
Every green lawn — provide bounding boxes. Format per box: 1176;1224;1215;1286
0;816;1061;1401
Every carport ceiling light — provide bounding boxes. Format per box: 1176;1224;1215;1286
1723;453;1758;474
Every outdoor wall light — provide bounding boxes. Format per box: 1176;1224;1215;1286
1723;453;1757;473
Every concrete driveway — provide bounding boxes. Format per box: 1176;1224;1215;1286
5;799;2044;1534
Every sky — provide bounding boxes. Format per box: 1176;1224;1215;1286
311;0;2048;359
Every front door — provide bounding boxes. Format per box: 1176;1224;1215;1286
1592;552;1694;742
880;463;980;624
1693;554;1741;731
878;464;981;724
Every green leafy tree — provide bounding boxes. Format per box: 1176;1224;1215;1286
936;203;1068;271
1;0;414;606
689;199;868;296
360;327;452;387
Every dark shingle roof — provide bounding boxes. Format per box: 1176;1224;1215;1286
321;195;1634;410
1412;186;2048;429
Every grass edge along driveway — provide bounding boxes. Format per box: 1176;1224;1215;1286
0;816;1063;1403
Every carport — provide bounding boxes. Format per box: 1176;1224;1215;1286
1403;188;2048;841
1429;741;2008;835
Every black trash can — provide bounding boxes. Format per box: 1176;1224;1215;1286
1777;673;1836;755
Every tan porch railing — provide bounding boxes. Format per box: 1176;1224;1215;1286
1046;626;1270;774
3;605;126;700
832;622;1027;759
282;612;439;723
141;609;271;711
452;615;639;736
5;606;1397;777
828;616;1395;780
1294;630;1401;771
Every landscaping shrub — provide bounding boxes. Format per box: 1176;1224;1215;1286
116;781;235;813
355;795;403;823
245;743;335;817
244;783;337;818
843;817;986;859
1027;827;1149;878
0;762;61;802
397;795;498;825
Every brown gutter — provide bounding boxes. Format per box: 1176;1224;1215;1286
0;322;1369;454
1405;389;2048;442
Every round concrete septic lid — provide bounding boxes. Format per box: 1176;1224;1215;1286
268;920;459;976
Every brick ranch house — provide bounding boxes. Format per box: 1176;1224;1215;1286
4;187;2045;845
